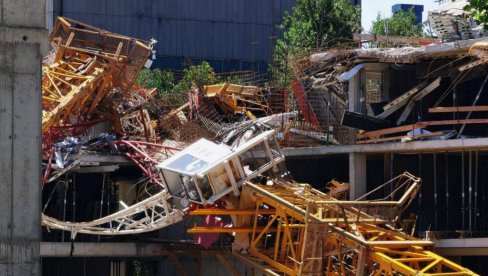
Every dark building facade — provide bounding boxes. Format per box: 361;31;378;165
47;0;295;73
46;0;361;73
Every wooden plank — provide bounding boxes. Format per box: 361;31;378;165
357;124;417;139
429;106;488;113
357;131;444;144
353;33;440;45
457;60;487;72
359;118;488;139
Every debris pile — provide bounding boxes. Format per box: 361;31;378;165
41;19;488;238
41;18;185;236
428;0;483;41
40;18;294;237
290;36;488;145
38;17;479;275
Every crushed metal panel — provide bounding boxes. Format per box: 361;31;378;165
341;110;391;131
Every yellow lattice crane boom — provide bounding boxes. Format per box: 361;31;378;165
189;173;477;275
42;17;153;134
173;127;478;276
204;83;271;119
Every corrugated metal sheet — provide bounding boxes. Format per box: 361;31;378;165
49;0;295;71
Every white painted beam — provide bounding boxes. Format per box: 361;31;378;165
283;137;488;157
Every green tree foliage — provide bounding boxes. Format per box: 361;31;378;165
174;61;219;93
371;9;423;37
271;0;361;87
136;62;218;95
465;0;488;30
136;68;174;94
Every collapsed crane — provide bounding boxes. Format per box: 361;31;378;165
42;17;154;141
39;17;478;275
41;18;186;236
158;122;477;275
204;83;272;119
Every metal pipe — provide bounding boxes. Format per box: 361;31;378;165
462;151;465;230
327;100;330;146
474;150;479;230
107;178;112;229
434;153;438;230
72;174;76;228
445;152;449;229
98;173;106;242
62;180;68;242
457;74;488;138
418;153;422;232
469;151;473;231
453;85;457;130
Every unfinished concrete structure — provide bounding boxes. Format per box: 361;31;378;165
0;0;47;275
284;37;488;272
36;18;481;275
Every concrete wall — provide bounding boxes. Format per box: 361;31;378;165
0;0;47;275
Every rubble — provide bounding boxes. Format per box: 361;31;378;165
40;17;295;237
38;16;480;275
429;0;483;41
290;36;488;145
204;83;271;119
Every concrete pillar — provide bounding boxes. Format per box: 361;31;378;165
0;0;47;275
348;69;363;113
347;70;362;112
349;153;366;199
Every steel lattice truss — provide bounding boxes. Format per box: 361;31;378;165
204;83;271;119
189;172;478;276
115;140;182;186
42;190;184;236
42;17;153;142
42;57;106;133
42;140;185;236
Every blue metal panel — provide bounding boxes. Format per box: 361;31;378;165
125;1;136;16
216;0;227;22
165;0;177;18
85;0;97;14
114;0;125;16
176;0;185;19
157;0;165;17
147;0;156;18
50;0;300;72
203;21;214;58
213;23;223;59
173;20;181;56
98;0;107;15
157;19;168;56
181;20;190;57
63;0;74;14
256;0;265;25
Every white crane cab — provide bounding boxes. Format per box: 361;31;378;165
157;130;284;206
